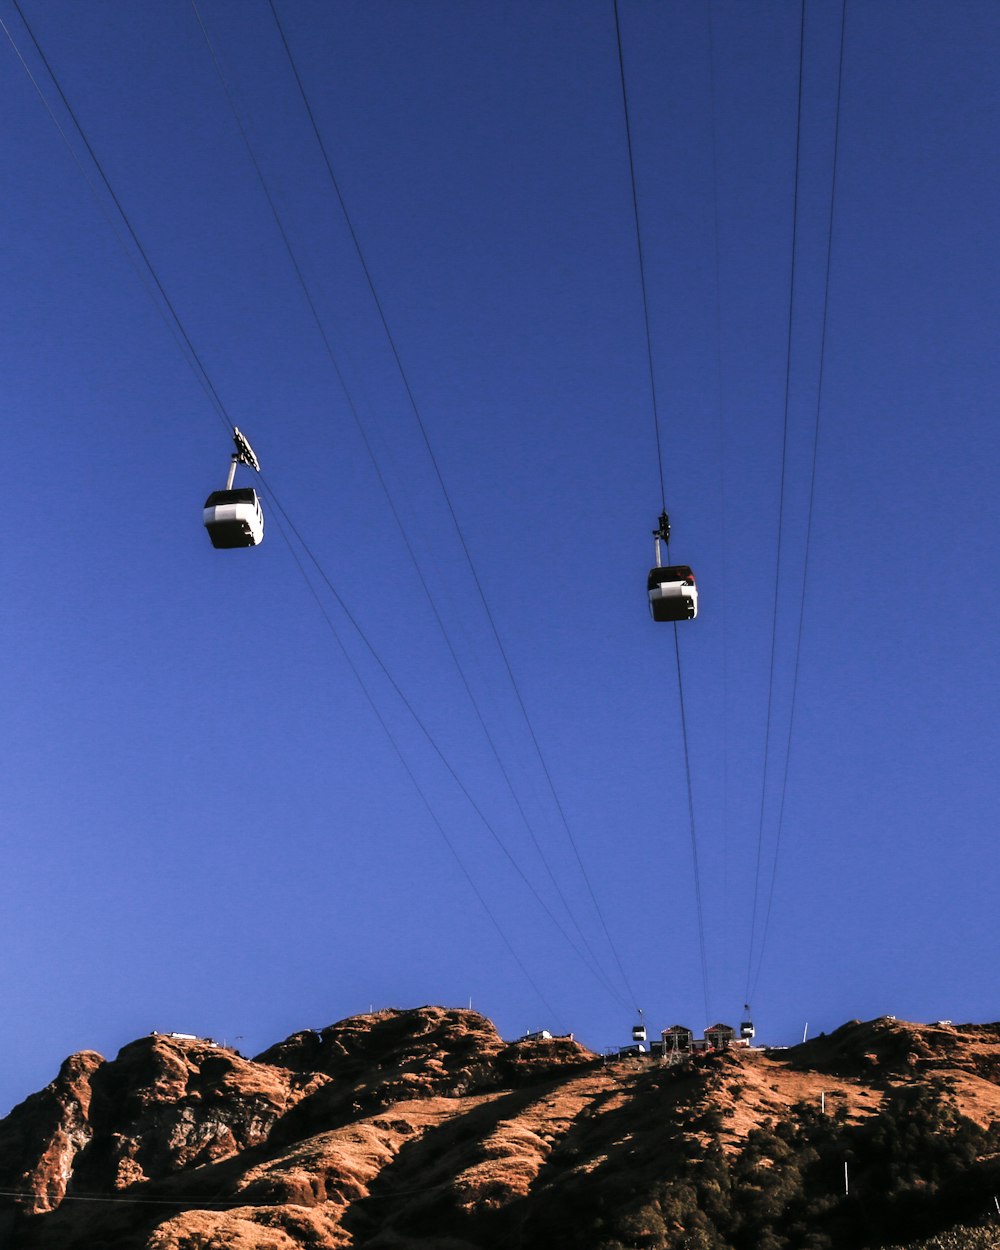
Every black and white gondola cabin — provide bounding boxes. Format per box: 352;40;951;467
203;487;264;548
203;427;264;549
647;565;698;621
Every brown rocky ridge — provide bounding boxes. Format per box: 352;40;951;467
2;1007;1000;1249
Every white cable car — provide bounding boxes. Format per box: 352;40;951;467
648;565;698;621
203;428;264;549
647;511;697;621
740;1005;755;1041
632;1008;647;1045
203;486;263;548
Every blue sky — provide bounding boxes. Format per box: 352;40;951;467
1;0;998;1115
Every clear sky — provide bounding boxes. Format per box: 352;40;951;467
1;0;998;1116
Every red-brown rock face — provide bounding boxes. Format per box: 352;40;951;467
0;1050;102;1213
1;1009;999;1250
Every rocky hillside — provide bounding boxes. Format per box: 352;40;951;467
2;1008;1000;1249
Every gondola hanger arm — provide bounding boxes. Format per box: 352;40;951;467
652;511;670;567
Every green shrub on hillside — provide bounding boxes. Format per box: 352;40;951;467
882;1226;1000;1250
515;1071;1000;1250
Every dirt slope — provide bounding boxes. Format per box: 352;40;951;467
1;1009;999;1249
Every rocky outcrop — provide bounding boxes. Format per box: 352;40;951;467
67;1032;321;1194
1;1009;999;1249
0;1050;102;1213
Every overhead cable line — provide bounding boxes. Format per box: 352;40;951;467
674;630;711;1028
270;506;565;1026
188;0;619;1000
260;475;631;1012
750;0;848;1002
743;0;808;1007
0;5;230;441
0;1188;234;1208
4;5;621;1014
0;1164;512;1208
613;0;712;1024
6;0;233;441
612;0;666;511
705;0;733;938
267;0;640;1013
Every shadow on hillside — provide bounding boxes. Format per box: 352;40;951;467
3;1136;276;1250
344;1058;708;1249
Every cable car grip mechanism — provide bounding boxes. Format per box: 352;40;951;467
652;510;670;567
225;427;261;489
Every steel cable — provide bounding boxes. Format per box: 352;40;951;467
267;0;640;1012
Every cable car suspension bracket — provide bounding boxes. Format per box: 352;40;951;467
225;427;261;489
652;510;670;567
